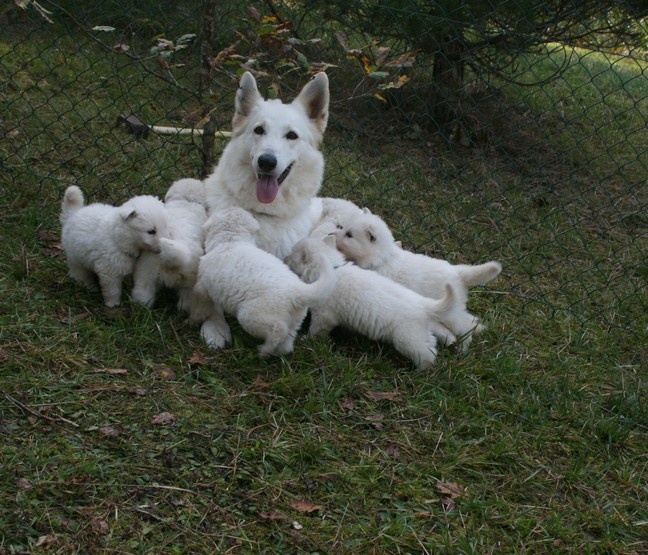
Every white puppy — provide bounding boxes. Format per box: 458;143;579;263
132;178;207;315
60;185;169;307
285;235;457;369
335;208;502;348
193;207;337;358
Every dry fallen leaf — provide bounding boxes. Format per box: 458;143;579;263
90;517;109;534
366;390;400;402
384;443;401;458
187;351;209;365
99;426;120;436
339;398;355;410
436;481;465;499
17;477;32;490
151;412;176;425
155;365;176;380
290;500;323;514
364;413;384;422
252;376;272;388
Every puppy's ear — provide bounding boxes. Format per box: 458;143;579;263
394;240;402;248
366;226;377;243
295;72;329;136
362;207;372;215
120;207;138;221
233;72;262;132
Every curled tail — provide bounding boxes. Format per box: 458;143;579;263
457;261;502;289
297;251;338;306
427;282;457;318
60;185;85;226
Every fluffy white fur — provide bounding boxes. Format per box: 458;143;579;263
131;178;207;314
193;207;337;357
285;235;458;369
60;185;169;307
335;208;502;349
204;71;330;259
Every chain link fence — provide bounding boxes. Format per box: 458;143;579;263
2;1;646;338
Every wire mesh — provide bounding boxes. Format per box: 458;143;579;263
1;0;646;337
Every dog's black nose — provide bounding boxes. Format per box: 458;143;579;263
257;153;277;172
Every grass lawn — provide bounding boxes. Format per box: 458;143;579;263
1;13;646;555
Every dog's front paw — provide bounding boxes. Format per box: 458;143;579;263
200;317;232;349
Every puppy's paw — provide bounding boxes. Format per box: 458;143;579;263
200;318;232;350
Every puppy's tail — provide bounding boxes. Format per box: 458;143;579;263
456;261;502;289
60;185;85;226
297;251;338;306
426;282;457;318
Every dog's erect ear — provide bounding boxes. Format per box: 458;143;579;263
394;240;402;248
294;72;329;135
120;207;138;221
233;72;262;131
362;207;372;215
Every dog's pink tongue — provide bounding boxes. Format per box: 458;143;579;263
257;175;279;204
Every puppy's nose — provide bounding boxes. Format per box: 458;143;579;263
257;153;277;172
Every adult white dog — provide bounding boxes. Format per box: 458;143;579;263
335;208;502;348
60;186;169;307
193;207;337;357
285;235;457;369
204;71;330;259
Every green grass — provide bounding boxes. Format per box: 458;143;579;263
1;16;647;555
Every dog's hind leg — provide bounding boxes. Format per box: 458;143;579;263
392;327;438;370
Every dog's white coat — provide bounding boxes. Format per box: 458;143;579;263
285;235;457;369
193;207;337;357
131;178;207;314
60;185;169;307
204;72;330;259
335;209;502;348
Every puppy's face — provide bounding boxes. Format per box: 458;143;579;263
121;199;170;254
334;210;395;268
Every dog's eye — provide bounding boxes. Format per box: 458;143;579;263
254;126;264;135
345;231;353;238
368;233;376;242
286;130;298;140
147;228;157;235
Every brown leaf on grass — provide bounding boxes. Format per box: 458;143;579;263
384;443;401;458
366;390;400;402
151;412;176;425
259;510;288;521
35;535;58;548
99;426;120;436
290;500;322;514
339;398;355;410
154;365;176;380
436;481;465;499
187;351;209;365
364;413;384;422
17;477;32;490
252;376;272;388
90;518;109;534
135;388;147;397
